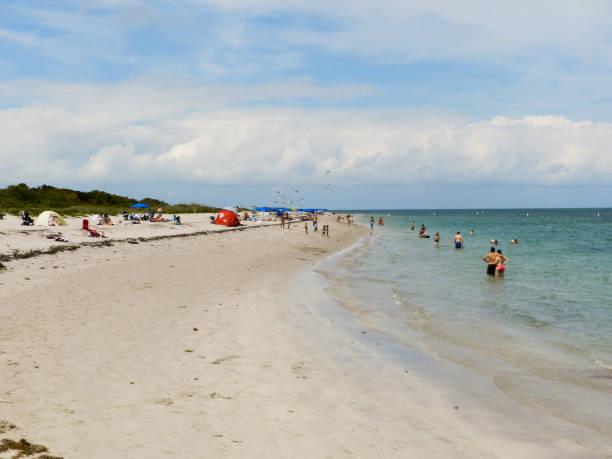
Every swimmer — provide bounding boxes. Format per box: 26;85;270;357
482;247;499;276
489;239;498;245
495;249;508;278
454;232;463;248
469;229;474;236
510;239;519;245
434;232;440;248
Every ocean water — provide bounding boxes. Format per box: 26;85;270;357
316;208;612;439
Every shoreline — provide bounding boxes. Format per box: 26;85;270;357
296;218;611;457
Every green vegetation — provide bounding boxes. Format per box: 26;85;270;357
0;183;220;216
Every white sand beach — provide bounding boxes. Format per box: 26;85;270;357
0;214;605;458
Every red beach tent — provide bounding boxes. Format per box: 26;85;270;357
214;207;240;227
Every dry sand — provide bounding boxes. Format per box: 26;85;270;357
0;214;601;458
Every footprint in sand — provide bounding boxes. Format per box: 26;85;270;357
0;420;17;434
210;355;239;365
154;397;174;406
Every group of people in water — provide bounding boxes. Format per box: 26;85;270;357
408;220;514;278
369;216;384;229
481;247;508;278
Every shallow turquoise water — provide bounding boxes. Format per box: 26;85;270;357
320;208;612;435
347;208;611;365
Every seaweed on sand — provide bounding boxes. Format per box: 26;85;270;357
0;438;63;458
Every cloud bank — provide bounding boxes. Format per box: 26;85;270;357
1;80;610;191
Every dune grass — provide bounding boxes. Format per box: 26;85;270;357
0;183;220;217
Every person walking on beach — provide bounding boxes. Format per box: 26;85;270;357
434;232;440;248
482;247;499;276
370;216;375;229
495;249;508;278
378;217;384;226
312;214;318;232
304;222;308;234
280;214;285;229
454;232;463;248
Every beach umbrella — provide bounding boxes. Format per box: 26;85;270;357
130;203;150;209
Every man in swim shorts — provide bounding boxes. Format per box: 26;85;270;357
454;232;463;248
482;247;499;275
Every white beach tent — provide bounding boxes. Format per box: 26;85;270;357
34;210;68;226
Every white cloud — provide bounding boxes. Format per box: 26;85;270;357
0;27;36;46
193;0;612;65
0;80;610;189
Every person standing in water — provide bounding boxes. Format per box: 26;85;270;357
495;249;508;278
482;247;499;276
410;220;415;231
434;232;440;248
370;216;375;230
454;232;463;248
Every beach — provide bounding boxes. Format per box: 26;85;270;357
0;212;609;458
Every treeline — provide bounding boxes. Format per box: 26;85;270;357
0;184;220;216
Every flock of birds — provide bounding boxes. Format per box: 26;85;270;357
242;170;333;210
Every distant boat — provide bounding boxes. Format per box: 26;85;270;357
597;211;600;217
526;212;529;217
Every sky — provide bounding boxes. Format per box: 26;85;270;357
1;0;611;209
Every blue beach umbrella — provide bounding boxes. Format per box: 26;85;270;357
130;203;150;209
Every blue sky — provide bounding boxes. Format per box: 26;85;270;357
1;0;611;208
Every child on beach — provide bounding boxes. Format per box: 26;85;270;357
304;222;308;234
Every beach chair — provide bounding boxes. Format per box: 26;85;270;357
20;210;34;226
82;219;101;237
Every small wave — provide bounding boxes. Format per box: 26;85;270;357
593;358;612;371
512;312;551;328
